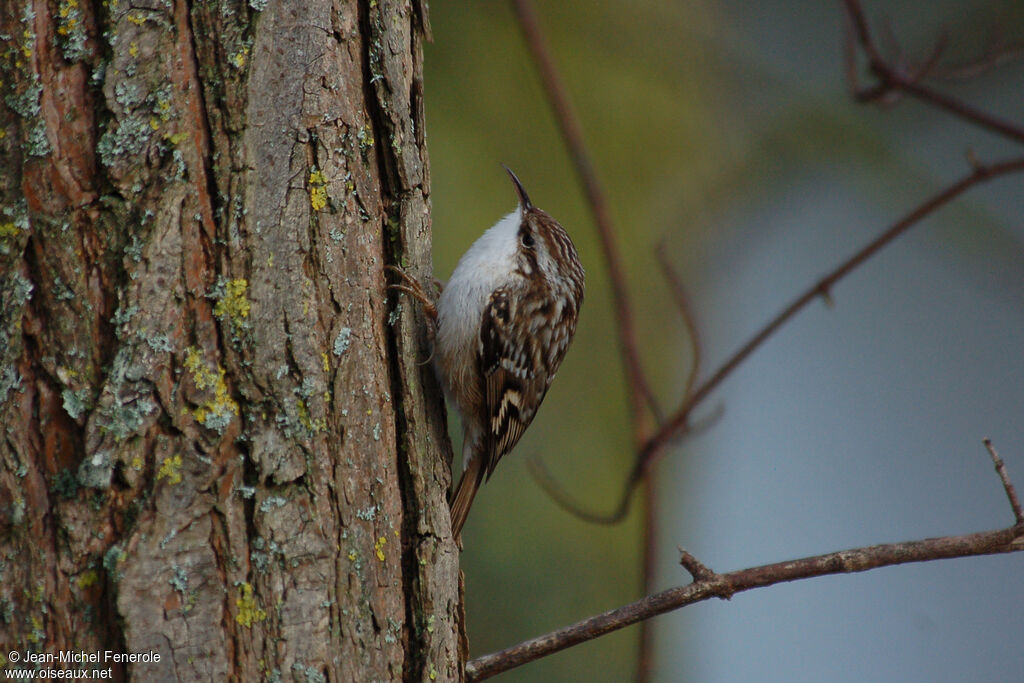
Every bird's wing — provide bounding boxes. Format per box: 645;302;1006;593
477;286;553;479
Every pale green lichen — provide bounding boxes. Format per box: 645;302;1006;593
169;564;195;613
258;496;286;513
0;366;23;403
143;332;172;353
61;387;90;419
102;544;126;582
291;662;326;683
110;303;139;335
96;84;177;171
25;119;50;156
332;327;352;356
96;396;156;441
97;115;152;169
56;0;89;62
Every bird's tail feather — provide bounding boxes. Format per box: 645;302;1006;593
449;456;485;539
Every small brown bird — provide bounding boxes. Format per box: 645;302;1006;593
390;167;584;538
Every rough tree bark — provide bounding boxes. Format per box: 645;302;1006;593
0;0;461;680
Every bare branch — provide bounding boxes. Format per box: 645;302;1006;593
984;439;1024;525
467;443;1024;679
639;155;1024;475
466;523;1024;680
940;42;1024;81
678;547;718;584
509;0;661;431
657;248;702;400
525;453;632;524
841;0;1024;144
538;156;1024;525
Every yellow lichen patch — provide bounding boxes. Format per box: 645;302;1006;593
183;347;239;431
125;12;147;25
28;616;44;644
374;536;387;562
156;454;183;485
296;398;326;435
214;278;251;323
76;570;100;589
0;222;18;239
128;41;138;57
230;46;250;69
347;550;357;561
321;351;330;374
183;347;210;389
235;582;267;627
164;131;189;146
309;170;328;211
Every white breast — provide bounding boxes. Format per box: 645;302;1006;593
435;209;521;415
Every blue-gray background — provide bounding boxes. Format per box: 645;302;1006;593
423;1;1024;680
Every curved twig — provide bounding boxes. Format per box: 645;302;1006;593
842;0;1024;144
509;0;661;431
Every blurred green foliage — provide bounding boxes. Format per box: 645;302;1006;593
422;1;1024;680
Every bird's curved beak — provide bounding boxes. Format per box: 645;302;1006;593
502;165;533;211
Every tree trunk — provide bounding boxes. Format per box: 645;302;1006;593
0;0;461;680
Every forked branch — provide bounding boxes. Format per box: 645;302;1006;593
842;0;1024;144
531;154;1024;524
465;442;1024;681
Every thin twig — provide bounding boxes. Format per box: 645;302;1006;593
537;155;1024;524
940;43;1024;81
984;439;1024;525
509;0;660;431
842;0;1024;145
509;7;664;674
678;547;717;583
639;156;1024;472
524;251;703;525
525;454;632;523
466;523;1024;680
657;248;702;400
467;445;1024;679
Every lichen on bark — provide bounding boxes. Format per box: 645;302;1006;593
0;0;460;680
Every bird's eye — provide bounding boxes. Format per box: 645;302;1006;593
521;232;534;248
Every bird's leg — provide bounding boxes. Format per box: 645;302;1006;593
385;266;443;357
385;265;441;321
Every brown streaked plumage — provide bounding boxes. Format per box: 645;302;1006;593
443;168;584;539
388;168;584;541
